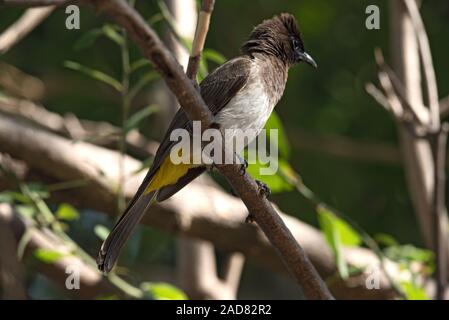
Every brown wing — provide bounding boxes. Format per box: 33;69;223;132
97;56;252;273
125;56;252;208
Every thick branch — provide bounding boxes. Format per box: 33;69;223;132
0;115;402;299
0;96;158;159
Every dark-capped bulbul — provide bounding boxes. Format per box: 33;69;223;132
97;13;316;273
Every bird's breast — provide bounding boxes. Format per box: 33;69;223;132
214;81;274;150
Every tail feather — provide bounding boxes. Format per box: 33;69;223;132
97;191;156;273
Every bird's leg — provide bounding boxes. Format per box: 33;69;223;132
234;153;248;176
245;212;255;224
255;180;271;198
207;162;218;173
204;122;222;173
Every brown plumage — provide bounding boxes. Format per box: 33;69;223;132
97;13;316;273
242;13;304;66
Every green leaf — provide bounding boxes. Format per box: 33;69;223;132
130;59;151;73
34;249;66;264
203;49;227;65
0;192;13;203
15;204;36;219
5;192;31;204
400;281;428;300
246;158;294;194
317;206;362;278
124;105;158;133
55;203;80;221
264;112;291;159
278;160;300;185
102;24;124;46
127;72;159;103
96;294;119;300
320;207;361;247
141;282;187;300
74;25;123;51
384;245;434;264
94;225;110;241
17;229;34;260
24;182;49;199
147;13;164;26
64;61;123;92
74;29;103;51
375;233;399;247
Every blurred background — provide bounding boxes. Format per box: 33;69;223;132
1;0;449;300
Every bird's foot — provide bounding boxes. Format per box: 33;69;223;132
245;212;255;224
208;162;218;173
256;180;271;198
235;153;248;176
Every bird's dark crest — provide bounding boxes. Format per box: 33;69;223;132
242;13;304;65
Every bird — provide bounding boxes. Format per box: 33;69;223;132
97;13;316;273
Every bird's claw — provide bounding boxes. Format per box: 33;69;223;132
245;212;255;224
238;157;248;176
208;162;218;172
256;180;271;198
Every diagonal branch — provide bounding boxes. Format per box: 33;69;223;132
403;0;440;128
0;7;55;54
5;0;333;299
87;0;332;299
0;116;402;299
174;0;244;300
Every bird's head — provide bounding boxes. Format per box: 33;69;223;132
242;13;317;68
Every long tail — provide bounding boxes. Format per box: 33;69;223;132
97;191;157;274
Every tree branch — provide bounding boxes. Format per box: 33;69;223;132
0;7;55;54
0;115;403;299
82;0;332;299
403;0;440;129
186;0;214;82
0;203;119;299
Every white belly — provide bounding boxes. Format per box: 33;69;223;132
214;82;274;152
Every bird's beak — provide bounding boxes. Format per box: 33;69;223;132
298;51;317;68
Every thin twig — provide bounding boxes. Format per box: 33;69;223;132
403;0;440;129
186;0;214;82
376;51;430;125
365;83;390;111
374;51;404;120
0;7;55;54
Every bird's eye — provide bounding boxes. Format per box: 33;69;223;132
292;38;300;51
